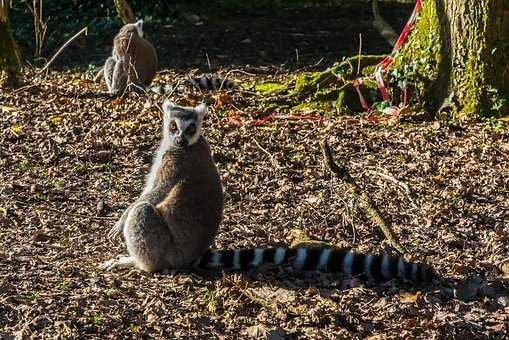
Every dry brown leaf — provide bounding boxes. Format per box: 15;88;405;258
500;258;509;279
1;105;17;112
214;92;233;109
398;291;421;304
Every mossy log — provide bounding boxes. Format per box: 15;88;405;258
252;55;384;114
0;1;23;88
390;0;509;117
292;55;384;99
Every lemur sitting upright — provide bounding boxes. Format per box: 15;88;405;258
103;20;158;96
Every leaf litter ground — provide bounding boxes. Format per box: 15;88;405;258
1;2;509;339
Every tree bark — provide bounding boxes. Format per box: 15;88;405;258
391;0;509;117
0;0;23;88
114;0;135;24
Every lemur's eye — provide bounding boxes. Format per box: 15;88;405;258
185;123;196;135
170;122;178;133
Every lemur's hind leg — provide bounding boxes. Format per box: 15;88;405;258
103;57;116;93
104;57;127;96
122;201;175;272
102;201;174;272
111;59;127;96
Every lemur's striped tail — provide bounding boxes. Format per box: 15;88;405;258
185;76;236;91
149;76;236;95
194;247;436;284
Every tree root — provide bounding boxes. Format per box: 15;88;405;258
321;140;408;255
253;55;385;114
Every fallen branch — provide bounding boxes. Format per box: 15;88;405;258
372;0;398;46
40;27;88;73
320;140;407;254
41;205;116;221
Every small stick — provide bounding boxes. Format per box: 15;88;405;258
40;27;88;73
321;141;408;254
357;33;362;75
13;84;38;93
251;137;280;169
205;52;211;72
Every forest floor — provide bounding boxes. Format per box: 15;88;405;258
2;2;509;339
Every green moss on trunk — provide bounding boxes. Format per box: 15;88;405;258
389;1;442;112
390;0;509;117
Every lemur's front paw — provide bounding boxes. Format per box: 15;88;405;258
99;255;134;271
99;258;118;271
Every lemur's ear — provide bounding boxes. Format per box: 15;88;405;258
162;100;175;114
195;103;207;119
134;20;144;37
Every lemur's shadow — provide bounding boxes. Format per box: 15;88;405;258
163;264;509;307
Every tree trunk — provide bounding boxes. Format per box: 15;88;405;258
391;0;509;117
114;0;135;24
0;0;23;88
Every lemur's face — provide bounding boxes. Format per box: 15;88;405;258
162;101;207;148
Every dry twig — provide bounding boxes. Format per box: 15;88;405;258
320;140;407;254
251;137;280;169
40;27;88;73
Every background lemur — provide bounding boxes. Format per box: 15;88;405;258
101;101;435;285
101;101;223;271
103;20;158;96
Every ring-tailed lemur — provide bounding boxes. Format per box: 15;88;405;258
149;75;236;95
101;101;223;271
101;101;435;285
103;20;158;96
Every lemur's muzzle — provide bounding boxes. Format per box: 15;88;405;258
176;136;188;147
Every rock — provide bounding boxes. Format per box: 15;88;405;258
496;295;509;307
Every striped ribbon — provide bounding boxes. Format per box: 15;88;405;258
358;0;424;114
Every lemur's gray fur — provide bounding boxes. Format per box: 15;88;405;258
100;101;223;271
103;20;158;96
